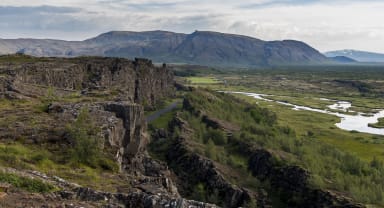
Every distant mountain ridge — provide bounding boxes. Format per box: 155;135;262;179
325;50;384;63
0;30;333;67
329;56;357;63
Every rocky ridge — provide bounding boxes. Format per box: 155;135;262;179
1;56;173;108
151;88;366;208
165;115;270;208
0;56;218;207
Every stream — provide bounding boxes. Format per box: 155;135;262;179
229;92;384;136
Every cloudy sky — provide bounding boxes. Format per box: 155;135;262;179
0;0;383;53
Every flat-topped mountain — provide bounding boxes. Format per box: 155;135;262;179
0;30;332;67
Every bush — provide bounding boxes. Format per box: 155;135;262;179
39;87;58;112
204;128;227;145
0;172;55;193
98;158;119;172
67;107;102;167
205;139;216;160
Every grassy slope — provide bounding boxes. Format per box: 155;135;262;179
149;88;384;206
186;76;221;84
0;171;55;193
0;91;129;192
180;71;384;162
173;66;384;204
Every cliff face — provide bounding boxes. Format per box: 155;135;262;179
104;102;148;171
0;76;7;98
0;56;176;171
0;56;211;207
3;57;174;107
248;149;365;208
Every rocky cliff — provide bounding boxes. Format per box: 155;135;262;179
248;149;365;208
0;55;175;170
0;56;221;207
1;56;174;108
148;88;366;208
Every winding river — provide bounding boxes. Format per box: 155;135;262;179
229;92;384;136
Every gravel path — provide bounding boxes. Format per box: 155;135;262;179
146;101;179;123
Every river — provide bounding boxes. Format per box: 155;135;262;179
229;92;384;136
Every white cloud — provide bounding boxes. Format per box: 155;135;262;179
0;0;383;53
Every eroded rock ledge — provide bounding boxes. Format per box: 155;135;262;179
248;149;365;208
1;57;174;108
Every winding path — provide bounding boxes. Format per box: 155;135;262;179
146;101;180;123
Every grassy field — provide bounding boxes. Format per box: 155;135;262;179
234;94;384;161
186;76;222;84
178;67;384;163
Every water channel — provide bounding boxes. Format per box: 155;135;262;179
229;92;384;135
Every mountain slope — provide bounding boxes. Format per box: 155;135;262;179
169;31;267;66
325;50;384;63
329;56;357;63
0;30;331;67
91;31;187;60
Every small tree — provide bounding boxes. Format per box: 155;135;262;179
205;139;216;160
39;86;58;112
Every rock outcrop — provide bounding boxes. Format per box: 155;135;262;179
0;167;216;208
1;56;174;107
0;56;175;179
167;139;260;208
59;187;219;208
248;149;365;208
165;115;270;208
0;56;207;207
104;102;148;171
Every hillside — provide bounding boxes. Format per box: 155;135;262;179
0;55;371;207
325;50;384;63
329;56;357;63
0;30;331;67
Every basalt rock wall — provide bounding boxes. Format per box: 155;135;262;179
2;57;174;107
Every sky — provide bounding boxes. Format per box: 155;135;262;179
0;0;383;53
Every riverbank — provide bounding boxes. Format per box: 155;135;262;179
369;117;384;129
229;91;384;136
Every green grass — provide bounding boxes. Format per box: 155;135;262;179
234;94;384;162
148;109;179;130
144;98;182;116
369;118;384;129
267;95;333;110
175;67;384;206
186;76;221;84
0;171;56;193
0;143;124;192
170;89;384;205
0;54;51;64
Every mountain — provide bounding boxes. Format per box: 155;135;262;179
325;50;384;63
329;56;357;63
0;30;331;67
